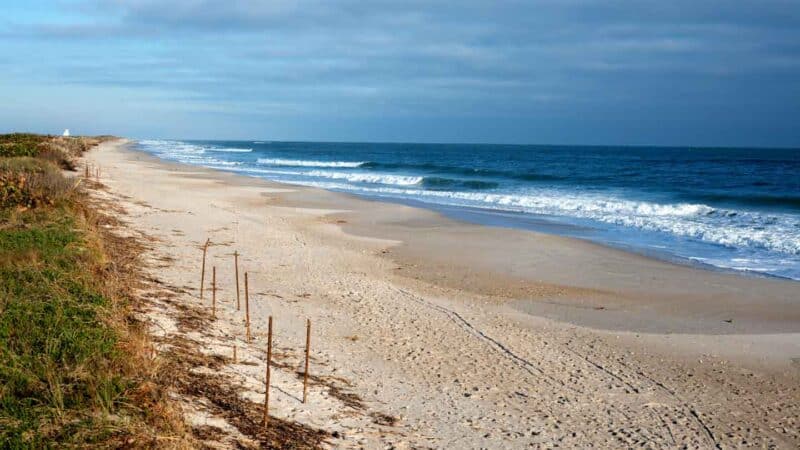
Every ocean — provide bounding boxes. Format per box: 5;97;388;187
136;139;800;281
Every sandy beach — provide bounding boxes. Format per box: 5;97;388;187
84;139;800;449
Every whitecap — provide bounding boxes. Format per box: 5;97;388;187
305;170;422;186
257;158;364;168
281;182;800;256
209;147;252;153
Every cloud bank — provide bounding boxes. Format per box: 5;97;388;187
1;0;799;146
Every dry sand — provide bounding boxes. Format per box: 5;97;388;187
84;139;800;449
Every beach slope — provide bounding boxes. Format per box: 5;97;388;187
85;139;800;449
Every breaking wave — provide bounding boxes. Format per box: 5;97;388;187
134;138;800;279
288;181;800;256
301;171;499;190
257;158;364;168
305;170;421;185
208;147;252;153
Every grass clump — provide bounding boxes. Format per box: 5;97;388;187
0;157;76;209
0;133;112;208
33;143;74;170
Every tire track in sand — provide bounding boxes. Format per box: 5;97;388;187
394;287;721;448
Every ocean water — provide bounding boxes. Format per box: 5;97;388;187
136;139;800;281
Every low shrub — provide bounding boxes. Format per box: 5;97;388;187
54;137;101;158
0;157;76;208
0;134;48;158
36;142;76;170
0;134;98;168
0;133;47;144
0;142;39;158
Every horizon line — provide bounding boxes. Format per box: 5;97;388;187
140;136;800;151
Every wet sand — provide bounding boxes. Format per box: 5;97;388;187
272;159;800;337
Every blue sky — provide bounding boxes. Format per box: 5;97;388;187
1;0;799;147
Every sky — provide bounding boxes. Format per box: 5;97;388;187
1;1;799;147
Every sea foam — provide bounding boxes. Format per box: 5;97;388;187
286;181;800;256
209;147;252;153
305;170;422;185
257;158;364;168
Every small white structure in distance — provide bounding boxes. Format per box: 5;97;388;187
62;129;70;137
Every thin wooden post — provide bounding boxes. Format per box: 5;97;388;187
200;238;210;301
245;272;251;342
303;319;311;403
211;266;217;318
233;344;237;363
84;164;89;179
234;250;241;310
263;316;273;427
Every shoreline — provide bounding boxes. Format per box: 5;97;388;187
333;199;800;336
129;140;800;335
342;191;798;283
87;139;800;448
137;139;800;283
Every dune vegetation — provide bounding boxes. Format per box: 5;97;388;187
0;134;190;448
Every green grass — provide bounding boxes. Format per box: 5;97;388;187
0;207;133;447
0;133;189;448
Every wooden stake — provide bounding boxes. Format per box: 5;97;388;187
303;319;311;403
84;164;89;179
245;272;251;342
200;238;210;301
263;316;273;427
212;266;217;318
234;250;241;311
233;344;237;363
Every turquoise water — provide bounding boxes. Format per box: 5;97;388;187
136;139;800;280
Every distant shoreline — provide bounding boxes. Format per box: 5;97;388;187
134;138;800;282
122;139;800;337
